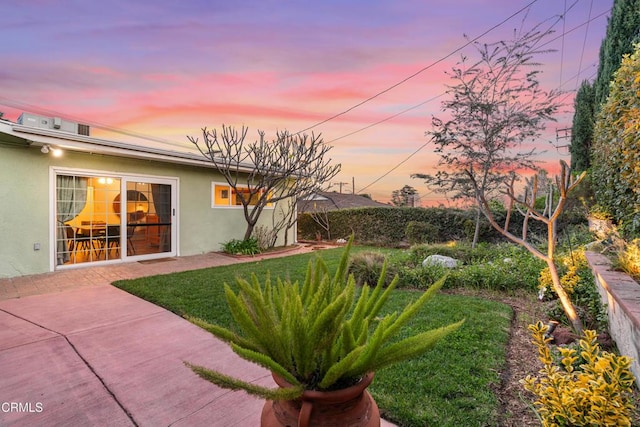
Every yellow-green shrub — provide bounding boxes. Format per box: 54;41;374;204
538;250;588;296
521;322;636;426
618;238;640;280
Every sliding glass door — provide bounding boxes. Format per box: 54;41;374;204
122;178;175;258
55;170;176;268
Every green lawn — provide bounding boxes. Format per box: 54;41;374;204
114;248;512;427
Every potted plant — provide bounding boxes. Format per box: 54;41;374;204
185;238;464;426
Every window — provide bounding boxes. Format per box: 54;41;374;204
212;182;272;208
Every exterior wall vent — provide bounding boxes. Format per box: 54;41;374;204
78;123;90;136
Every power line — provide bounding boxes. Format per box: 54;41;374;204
0;97;193;151
354;3;609;196
357;139;431;193
295;0;540;135
325;2;608;148
559;0;568;86
575;0;595;91
326;93;445;144
0;1;608;199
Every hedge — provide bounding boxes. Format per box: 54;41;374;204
297;205;580;247
297;207;493;245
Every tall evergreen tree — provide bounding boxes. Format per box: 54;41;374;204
569;0;639;173
569;81;595;172
594;0;640;106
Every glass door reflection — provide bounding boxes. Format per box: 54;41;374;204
124;181;173;256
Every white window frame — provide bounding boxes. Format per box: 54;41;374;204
211;181;274;209
50;166;180;271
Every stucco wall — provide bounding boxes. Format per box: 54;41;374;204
585;251;640;386
0;145;51;277
0;143;294;278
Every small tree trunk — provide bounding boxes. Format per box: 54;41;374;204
244;224;255;241
472;208;481;249
546;260;583;334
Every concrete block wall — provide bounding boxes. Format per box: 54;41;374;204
585;251;640;386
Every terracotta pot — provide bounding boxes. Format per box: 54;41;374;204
261;372;380;427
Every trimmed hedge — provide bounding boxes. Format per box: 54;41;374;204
297;205;573;246
298;207;494;245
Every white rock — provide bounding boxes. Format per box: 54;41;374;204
422;255;459;269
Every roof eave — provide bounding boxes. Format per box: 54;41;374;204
3;123;257;172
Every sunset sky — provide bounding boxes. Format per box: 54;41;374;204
1;0;611;204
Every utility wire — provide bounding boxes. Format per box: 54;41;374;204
326;93;445;144
355;5;608;195
0;97;192;151
295;0;540;135
0;1;609;197
559;0;568;86
575;0;594;91
357;139;432;193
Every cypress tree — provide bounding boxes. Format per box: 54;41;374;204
569;0;639;174
594;0;640;106
569;81;595;172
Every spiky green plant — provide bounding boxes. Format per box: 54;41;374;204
185;238;464;400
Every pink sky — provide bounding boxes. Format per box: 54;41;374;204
1;0;611;204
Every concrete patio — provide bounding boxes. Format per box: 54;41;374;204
0;247;395;426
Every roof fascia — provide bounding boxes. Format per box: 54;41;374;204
2;123;258;172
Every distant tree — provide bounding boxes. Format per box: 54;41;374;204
412;25;562;248
188;126;341;243
592;43;640;232
569;81;595;172
391;185;418;207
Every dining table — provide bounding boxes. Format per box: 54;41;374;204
73;221;118;257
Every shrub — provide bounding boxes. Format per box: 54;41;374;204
521;322;636;426
348;251;396;287
186;239;464;399
539;250;607;331
405;221;438;244
455;259;539;292
617;238;640;281
221;238;261;255
395;263;450;290
297;207;485;245
392;242;543;292
252;225;275;251
592;43;640;227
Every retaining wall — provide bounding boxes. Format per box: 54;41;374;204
585;251;640;386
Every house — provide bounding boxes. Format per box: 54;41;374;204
297;191;389;213
0;113;295;278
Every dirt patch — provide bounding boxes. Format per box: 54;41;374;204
446;289;543;425
492;292;544;426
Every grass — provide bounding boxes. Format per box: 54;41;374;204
114;247;512;427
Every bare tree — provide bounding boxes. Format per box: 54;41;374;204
477;161;586;334
188;126;341;242
391;185;419;207
412;25;562;248
309;206;332;241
